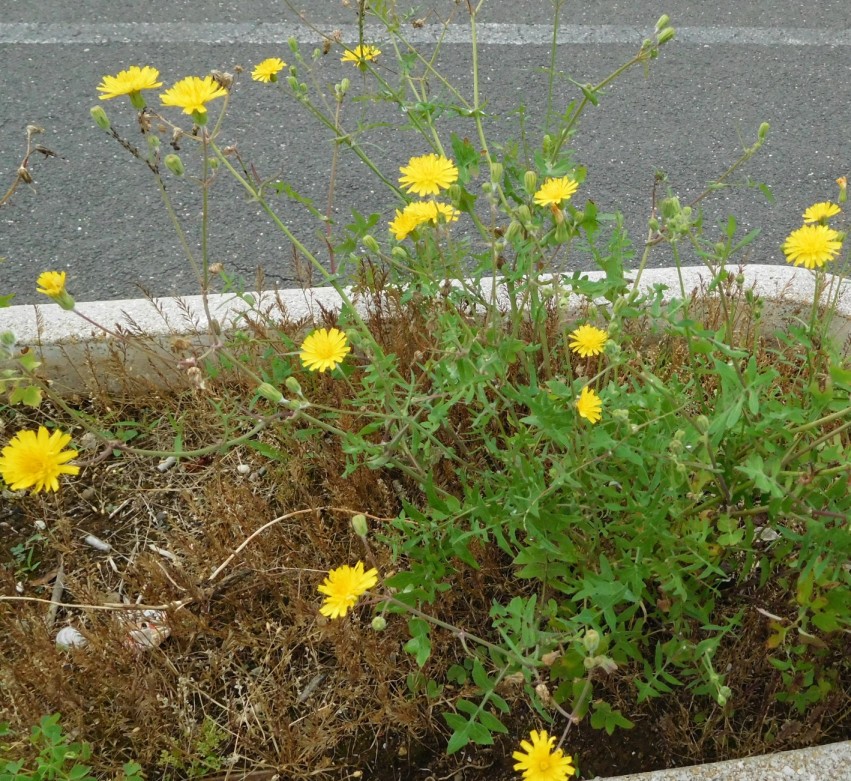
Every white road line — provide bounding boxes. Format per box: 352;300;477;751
0;22;849;46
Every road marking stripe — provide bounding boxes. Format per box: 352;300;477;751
1;22;849;46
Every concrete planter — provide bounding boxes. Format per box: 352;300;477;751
4;263;850;779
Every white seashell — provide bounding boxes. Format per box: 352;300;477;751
83;534;112;552
56;626;88;649
236;463;251;475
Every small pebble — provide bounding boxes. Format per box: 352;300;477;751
157;456;177;473
236;464;251;475
34;520;47;531
83;534;112;552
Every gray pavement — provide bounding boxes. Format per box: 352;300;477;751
1;1;849;305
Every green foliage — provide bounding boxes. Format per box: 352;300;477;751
0;714;144;781
156;717;227;779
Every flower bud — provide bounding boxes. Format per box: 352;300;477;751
288;37;299;53
351;513;368;537
695;414;710;432
516;205;532;225
391;246;409;262
285;376;303;395
490;162;503;183
837;176;848;204
657;27;676;45
371;616;387;632
90;105;111;131
448;183;462;205
524;170;538;194
553;221;570;243
655;14;671;32
583;629;601;653
164;153;185;177
758;122;770;141
257;382;284;404
362;234;380;253
504;220;522;242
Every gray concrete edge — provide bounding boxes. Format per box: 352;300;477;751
6;264;851;346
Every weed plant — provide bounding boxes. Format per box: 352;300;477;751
1;2;850;779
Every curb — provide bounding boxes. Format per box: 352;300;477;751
4;263;851;779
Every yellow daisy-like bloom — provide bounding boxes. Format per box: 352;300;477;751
533;177;579;208
341;44;382;67
299;327;351;373
568;324;609;358
782;224;843;270
389;201;459;241
802;202;841;223
160;75;228;116
0;427;80;494
399;154;459;196
36;271;67;298
252;57;286;83
317;561;379;619
96;65;162;103
512;730;576;781
576;386;603;424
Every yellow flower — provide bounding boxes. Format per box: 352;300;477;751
160;75;228;116
299;327;351;373
802;202;841;223
568;324;609;357
36;271;67;298
35;271;75;310
97;65;162;106
317;561;379;619
389;201;459;240
533;177;579;207
782;224;843;270
576;386;602;424
0;427;80;494
341;44;382;67
399;154;459;196
252;57;286;83
512;730;576;781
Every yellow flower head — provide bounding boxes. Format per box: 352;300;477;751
533;176;579;208
317;561;379;619
160;75;228;116
512;730;576;781
399;154;459;197
252;57;286;83
576;386;602;424
341;44;382;67
97;66;162;104
782;224;843;270
568;324;609;358
299;327;351;373
36;271;67;298
802;202;841;224
389;201;459;241
0;427;80;494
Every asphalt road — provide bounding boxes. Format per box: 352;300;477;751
1;1;849;306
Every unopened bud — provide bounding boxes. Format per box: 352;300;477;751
448;183;462;205
490;162;503;183
657;26;676;45
285;376;303;395
524;170;538;194
362;234;380;253
90;105;111;131
695;414;709;433
371;616;387;632
351;513;368;537
391;246;409;262
583;629;601;653
164;153;185;176
504;220;522;242
553;220;570;243
257;382;284;404
516;205;532;225
288;37;299;53
758;122;770;141
655;14;671;32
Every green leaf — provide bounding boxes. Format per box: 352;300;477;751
589;701;634;735
9;384;42;407
450;132;480;183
